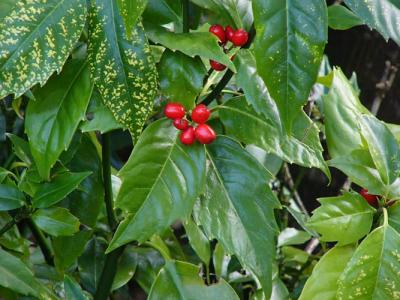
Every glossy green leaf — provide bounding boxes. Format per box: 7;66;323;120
0;0;87;98
183;218;211;264
108;119;206;252
338;224;400;299
64;275;88;300
78;237;106;294
323;68;369;159
0;248;47;298
64;135;104;227
32;207;80;237
112;246;138;291
148;260;239;300
277;228;311;247
26;59;93;180
80;88;123;134
53;229;92;272
194;136;278;297
388;202;400;233
88;1;157;139
0;184;25;211
159;50;206;109
299;245;355;300
6;134;32;165
219;97;329;176
344;0;400;46
281;246;309;264
32;171;91;208
133;247;165;293
328;5;364;30
143;0;182;26
145;23;235;71
252;0;328;132
117;0;148;35
359;115;400;185
246;145;283;177
308;192;375;245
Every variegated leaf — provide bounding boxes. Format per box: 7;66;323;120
0;0;87;98
88;0;157;140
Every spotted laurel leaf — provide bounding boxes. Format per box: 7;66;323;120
88;0;157;140
0;0;87;98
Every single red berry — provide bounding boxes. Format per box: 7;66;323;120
173;118;189;130
195;124;216;144
164;103;185;119
180;126;196;145
360;188;378;206
209;24;226;43
191;104;211;124
210;60;226;71
225;25;235;42
231;29;249;47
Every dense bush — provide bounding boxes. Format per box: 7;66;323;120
0;0;400;299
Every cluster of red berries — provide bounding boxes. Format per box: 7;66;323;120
208;24;249;71
164;102;216;145
360;188;378;207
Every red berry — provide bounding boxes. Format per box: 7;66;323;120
360;189;378;206
209;24;226;43
231;29;248;47
180;126;196;145
195;124;216;144
210;60;226;71
191;104;211;124
164;103;185;119
225;25;235;42
173;118;189;130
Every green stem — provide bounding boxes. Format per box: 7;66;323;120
27;218;54;266
102;132;117;230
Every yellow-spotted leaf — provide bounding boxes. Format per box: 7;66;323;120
88;0;157;140
0;0;87;98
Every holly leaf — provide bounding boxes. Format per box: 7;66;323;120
299;245;356;300
89;0;157;140
26;59;93;180
107;119;206;252
338;224;400;298
32;207;80;237
148;261;239;300
307;192;375;245
194;136;278;297
344;0;400;46
0;0;87;98
328;5;364;30
252;0;328;132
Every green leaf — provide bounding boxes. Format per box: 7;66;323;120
299;245;355;300
277;228;311;247
133;247;165;293
32;171;91;208
183;218;211;264
281;246;309;264
32;207;80;237
117;0;148;35
64;134;104;227
6;134;32;165
26;59;93;180
388;202;400;233
328;5;364;30
359;115;400;185
80;88;123;134
194;136;278;297
145;23;236;72
143;0;182;26
53;229;92;272
252;0;328;132
0;248;47;298
107;119;206;252
338;224;400;298
148;260;239;300
88;1;157;140
323;68;369;159
0;0;87;98
159;50;206;109
246;145;283;177
112;246;138;291
307;192;375;245
344;0;400;46
219;97;329;176
0;184;25;211
64;275;88;300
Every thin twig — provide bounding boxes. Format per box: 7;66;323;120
27;218;54;266
283;164;310;218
